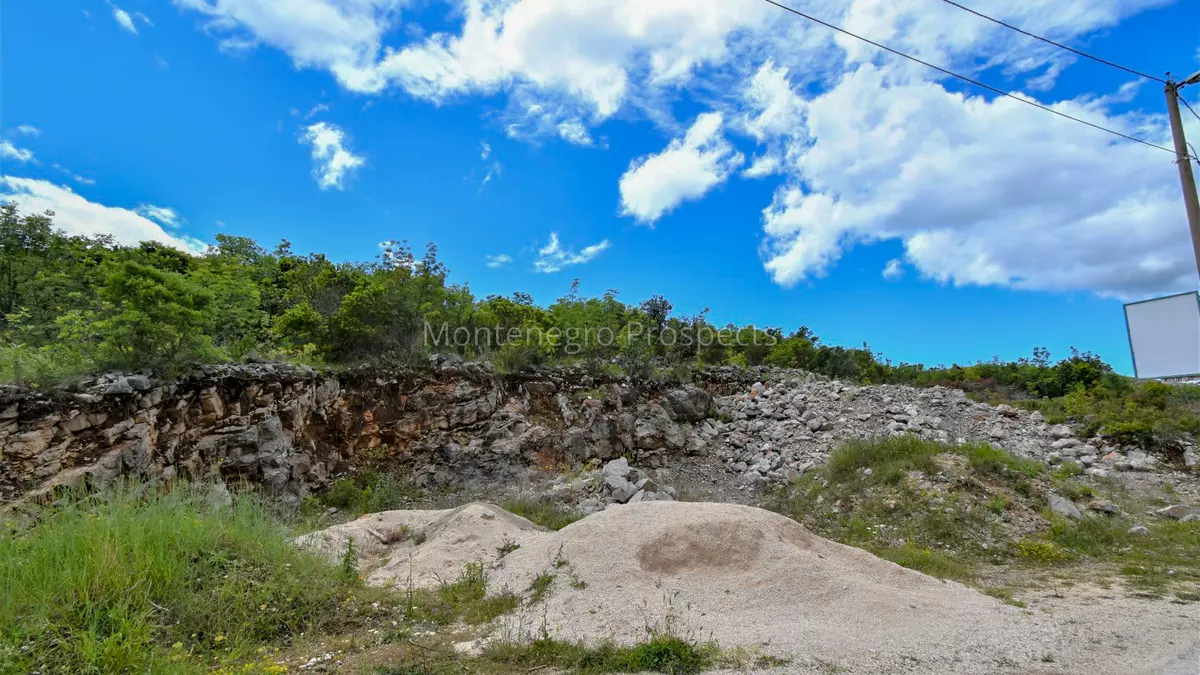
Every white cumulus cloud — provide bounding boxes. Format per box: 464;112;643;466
485;253;512;268
111;4;138;33
534;232;610;273
174;0;776;122
882;258;904;281
13;125;40;136
175;0;405;88
757;64;1198;298
0;177;205;252
1;141;33;163
556;120;594;146
300;122;365;190
619;112;743;224
135;204;183;228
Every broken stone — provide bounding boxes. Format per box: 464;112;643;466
1155;504;1193;521
1087;500;1120;515
1048;493;1082;520
602;457;631;480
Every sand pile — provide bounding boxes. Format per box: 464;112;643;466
297;502;1199;674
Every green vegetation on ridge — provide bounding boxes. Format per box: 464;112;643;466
0;203;1115;388
4;203;1199;454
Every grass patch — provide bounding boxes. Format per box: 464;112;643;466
768;437;1019;563
0;483;378;675
496;538;520;559
982;587;1027;608
954;442;1043;478
872;543;974;581
825;435;942;484
772;435;1200;598
985;496;1010;514
1120;565;1171;594
482;635;713;675
501;498;583;531
528;571;555;604
405;561;519;626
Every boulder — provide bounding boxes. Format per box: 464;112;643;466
103;377;134;395
662;386;714;423
1087;500;1120;515
1048;493;1082;520
603;457;631;480
126;374;152;391
1048;425;1073;440
604;474;638;503
1126;451;1158;472
634;404;686;452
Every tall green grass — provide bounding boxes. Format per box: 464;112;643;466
826;436;1043;485
0;484;368;675
825;435;942;483
501;498;583;531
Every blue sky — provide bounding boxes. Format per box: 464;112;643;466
3;0;1200;372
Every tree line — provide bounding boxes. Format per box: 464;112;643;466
0;202;1112;397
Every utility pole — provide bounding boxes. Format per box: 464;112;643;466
1165;70;1200;279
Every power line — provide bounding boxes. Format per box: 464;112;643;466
1181;94;1200;125
757;0;1182;157
937;0;1166;84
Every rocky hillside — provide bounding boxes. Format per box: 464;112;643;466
5;360;1194;511
706;377;1197;486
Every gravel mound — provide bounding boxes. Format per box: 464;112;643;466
298;502;1199;674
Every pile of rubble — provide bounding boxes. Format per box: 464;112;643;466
697;377;1198;487
536;457;679;514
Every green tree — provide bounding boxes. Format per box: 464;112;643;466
92;261;218;371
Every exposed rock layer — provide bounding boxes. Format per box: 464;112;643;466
3;362;1191;506
0;362;724;504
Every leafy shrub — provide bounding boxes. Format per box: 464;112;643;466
1012;539;1072;564
617;636;709;675
323;473;422;514
325;477;365;509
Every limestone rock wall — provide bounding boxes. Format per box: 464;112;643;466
0;362;724;505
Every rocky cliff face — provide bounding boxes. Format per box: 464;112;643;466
0;361;724;505
4;361;1192;508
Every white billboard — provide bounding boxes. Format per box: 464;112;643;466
1124;291;1200;379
